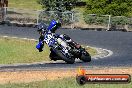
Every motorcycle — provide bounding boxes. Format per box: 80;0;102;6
36;20;91;64
60;34;91;62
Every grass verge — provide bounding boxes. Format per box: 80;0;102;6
9;0;42;10
0;37;97;64
0;77;131;88
0;37;50;64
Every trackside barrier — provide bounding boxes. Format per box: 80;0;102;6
1;7;132;31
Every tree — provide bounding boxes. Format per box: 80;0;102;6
85;0;132;17
37;0;78;12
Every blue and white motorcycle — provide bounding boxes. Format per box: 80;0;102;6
36;20;91;64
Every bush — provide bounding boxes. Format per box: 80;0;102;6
111;16;129;25
84;15;108;25
84;15;96;24
38;11;72;25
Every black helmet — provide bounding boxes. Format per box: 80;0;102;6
56;21;61;28
37;22;47;32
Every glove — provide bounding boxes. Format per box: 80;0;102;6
36;41;44;52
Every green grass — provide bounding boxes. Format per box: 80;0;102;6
0;37;50;64
0;37;96;64
0;77;131;88
9;0;42;10
82;45;97;56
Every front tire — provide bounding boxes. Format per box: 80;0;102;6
49;52;57;61
53;48;75;64
80;51;91;62
49;48;58;61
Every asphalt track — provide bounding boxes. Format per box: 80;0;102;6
0;25;132;71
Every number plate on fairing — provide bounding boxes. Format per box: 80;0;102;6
44;33;55;46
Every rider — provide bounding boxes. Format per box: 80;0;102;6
36;20;78;52
36;20;62;52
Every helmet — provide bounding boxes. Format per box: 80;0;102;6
47;20;61;33
37;22;47;32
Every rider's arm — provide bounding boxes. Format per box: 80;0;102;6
36;35;45;52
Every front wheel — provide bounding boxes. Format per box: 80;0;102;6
80;50;91;62
53;47;75;64
49;48;60;61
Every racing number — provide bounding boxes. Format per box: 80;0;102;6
45;34;53;45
